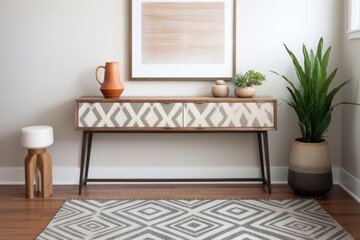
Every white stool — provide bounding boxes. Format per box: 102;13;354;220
21;126;54;199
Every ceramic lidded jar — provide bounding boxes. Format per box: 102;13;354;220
211;80;229;97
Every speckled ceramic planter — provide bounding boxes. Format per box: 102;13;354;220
234;87;256;98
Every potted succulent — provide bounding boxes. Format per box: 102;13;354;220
232;70;266;98
272;38;353;197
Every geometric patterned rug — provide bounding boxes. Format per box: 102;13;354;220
36;199;353;240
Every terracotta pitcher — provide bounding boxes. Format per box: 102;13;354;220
96;62;124;98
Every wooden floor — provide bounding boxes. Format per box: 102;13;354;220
0;184;359;239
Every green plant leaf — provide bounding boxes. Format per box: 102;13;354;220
272;37;355;143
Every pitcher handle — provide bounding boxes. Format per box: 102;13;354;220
95;66;105;85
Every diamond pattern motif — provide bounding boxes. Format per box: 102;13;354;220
78;103;183;128
184;103;274;128
37;199;352;240
77;101;275;129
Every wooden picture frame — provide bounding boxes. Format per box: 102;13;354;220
130;0;236;81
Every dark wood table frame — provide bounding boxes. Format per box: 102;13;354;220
78;130;272;194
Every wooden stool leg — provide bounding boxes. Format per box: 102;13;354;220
24;155;31;197
35;169;41;192
25;154;37;199
38;152;53;198
45;152;53;196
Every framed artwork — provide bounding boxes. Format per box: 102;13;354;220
130;0;236;80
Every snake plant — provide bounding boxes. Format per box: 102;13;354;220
272;38;351;143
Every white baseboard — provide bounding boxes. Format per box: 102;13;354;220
0;166;340;185
3;166;359;202
1;166;289;184
339;168;360;203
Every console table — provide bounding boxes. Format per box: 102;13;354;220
75;96;277;194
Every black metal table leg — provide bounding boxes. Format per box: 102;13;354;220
77;131;273;194
257;132;265;185
78;131;89;195
263;131;272;193
84;132;93;186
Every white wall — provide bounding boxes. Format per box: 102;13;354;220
340;0;360;200
0;0;344;182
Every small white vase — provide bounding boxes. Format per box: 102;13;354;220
234;87;256;98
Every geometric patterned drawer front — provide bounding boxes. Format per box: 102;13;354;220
184;102;274;128
75;97;277;130
78;102;183;128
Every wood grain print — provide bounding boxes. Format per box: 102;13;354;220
141;2;225;64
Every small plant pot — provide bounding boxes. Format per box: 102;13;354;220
234;87;256;98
